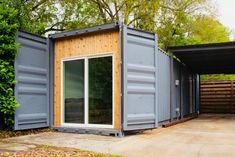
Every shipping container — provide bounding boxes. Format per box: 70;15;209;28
14;22;197;136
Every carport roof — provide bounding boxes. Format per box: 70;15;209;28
168;42;235;74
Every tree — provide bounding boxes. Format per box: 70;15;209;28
155;0;224;49
8;0;58;35
201;74;235;81
0;0;19;129
80;0;160;31
7;0;230;48
187;15;229;44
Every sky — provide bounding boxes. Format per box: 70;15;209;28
214;0;235;32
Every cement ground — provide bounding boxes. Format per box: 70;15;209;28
5;114;235;157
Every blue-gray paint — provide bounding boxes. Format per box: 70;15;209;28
123;26;158;131
192;74;198;113
12;23;199;133
48;38;54;127
49;22;119;39
119;24;123;131
192;74;197;113
172;61;181;118
158;49;171;122
14;31;49;130
181;66;190;116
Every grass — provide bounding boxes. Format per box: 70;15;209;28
0;144;122;157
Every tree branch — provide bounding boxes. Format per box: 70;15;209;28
127;16;141;26
100;0;114;19
44;28;65;33
91;0;107;23
32;0;47;11
43;22;65;33
113;0;126;20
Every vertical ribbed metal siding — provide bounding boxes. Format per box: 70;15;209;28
14;31;49;130
172;61;181;118
181;66;190;116
192;74;197;114
123;27;158;131
158;49;170;122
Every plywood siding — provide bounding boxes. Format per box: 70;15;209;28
54;30;121;130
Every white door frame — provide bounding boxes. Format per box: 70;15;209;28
61;53;114;129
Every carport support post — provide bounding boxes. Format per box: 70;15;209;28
170;52;174;122
196;74;200;114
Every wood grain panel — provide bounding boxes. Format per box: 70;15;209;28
54;30;121;130
200;80;235;113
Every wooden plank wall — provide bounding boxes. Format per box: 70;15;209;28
200;80;235;113
54;30;121;130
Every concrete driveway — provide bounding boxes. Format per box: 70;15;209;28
7;114;235;157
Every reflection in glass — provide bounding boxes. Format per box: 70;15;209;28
88;56;113;125
64;60;84;123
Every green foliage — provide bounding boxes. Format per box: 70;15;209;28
6;0;231;48
59;0;104;30
8;0;57;35
201;74;235;81
187;15;230;44
2;0;233;96
0;0;19;129
156;0;230;49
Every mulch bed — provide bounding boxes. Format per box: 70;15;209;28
0;145;121;157
0;128;52;139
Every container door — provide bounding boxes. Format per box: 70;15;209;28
123;26;158;131
14;31;49;130
158;50;171;122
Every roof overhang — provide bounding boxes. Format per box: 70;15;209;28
48;22;120;40
168;42;235;74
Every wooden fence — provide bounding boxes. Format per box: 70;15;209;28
200;80;235;113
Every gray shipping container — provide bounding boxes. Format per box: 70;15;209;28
13;22;197;136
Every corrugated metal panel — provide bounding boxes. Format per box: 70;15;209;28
181;66;190;116
172;61;181;118
158;49;170;122
123;26;158;131
192;74;197;114
14;31;49;130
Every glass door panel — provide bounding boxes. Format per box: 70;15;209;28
64;60;84;123
88;56;113;125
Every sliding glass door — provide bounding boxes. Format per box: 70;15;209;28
88;57;113;125
62;55;113;127
64;59;84;123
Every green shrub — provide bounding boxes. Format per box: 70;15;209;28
0;0;19;130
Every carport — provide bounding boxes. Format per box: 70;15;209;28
168;42;235;114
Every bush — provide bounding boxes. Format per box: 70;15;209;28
0;0;19;130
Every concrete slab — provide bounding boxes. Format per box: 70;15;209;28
6;114;235;157
0;142;36;152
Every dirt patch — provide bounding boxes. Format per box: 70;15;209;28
0;128;51;139
0;145;122;157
